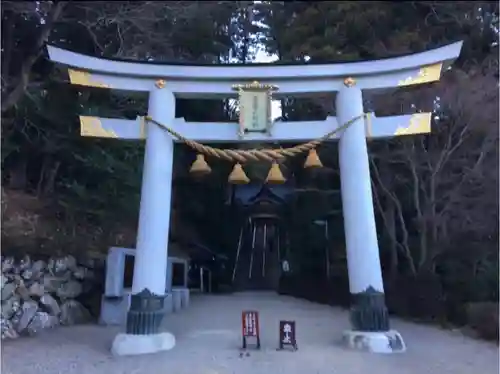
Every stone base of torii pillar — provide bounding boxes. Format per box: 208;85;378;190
112;332;176;356
342;330;406;354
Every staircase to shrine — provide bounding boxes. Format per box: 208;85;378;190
232;228;281;292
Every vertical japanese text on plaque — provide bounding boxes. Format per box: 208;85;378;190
232;81;278;138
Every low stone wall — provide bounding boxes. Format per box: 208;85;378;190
1;254;103;340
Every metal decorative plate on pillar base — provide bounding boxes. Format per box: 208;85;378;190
111;289;176;356
342;286;406;354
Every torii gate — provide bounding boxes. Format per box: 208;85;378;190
46;41;462;356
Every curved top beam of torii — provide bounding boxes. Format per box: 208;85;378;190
47;42;463;98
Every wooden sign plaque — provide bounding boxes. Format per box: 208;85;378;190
232;81;278;138
241;310;261;350
278;320;298;351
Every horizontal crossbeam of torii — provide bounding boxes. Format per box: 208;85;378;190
46;41;462;357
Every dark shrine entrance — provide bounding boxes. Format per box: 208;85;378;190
228;183;293;291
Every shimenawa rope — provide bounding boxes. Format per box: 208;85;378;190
144;113;368;164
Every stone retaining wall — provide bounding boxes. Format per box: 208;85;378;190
1;254;103;340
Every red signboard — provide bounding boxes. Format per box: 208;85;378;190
241;311;261;349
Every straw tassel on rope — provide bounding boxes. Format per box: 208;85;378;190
189;154;211;175
228;163;249;184
265;162;286;184
304;148;323;168
144;113;367;183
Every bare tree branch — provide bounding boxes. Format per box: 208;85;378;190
1;1;66;113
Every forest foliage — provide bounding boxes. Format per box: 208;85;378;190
1;1;498;315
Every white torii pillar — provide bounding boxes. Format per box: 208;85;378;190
111;86;177;355
337;80;403;352
46;41;462;356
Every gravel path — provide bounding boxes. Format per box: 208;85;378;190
2;292;498;374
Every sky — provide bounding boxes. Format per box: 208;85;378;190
254;50;282;120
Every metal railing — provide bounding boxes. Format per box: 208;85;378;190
231;220;246;283
248;222;257;279
232;219;289;286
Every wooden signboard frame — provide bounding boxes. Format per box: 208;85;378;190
278;320;298;351
241;310;261;350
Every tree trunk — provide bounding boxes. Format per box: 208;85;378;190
43;161;61;196
385;202;398;278
9;159;28;190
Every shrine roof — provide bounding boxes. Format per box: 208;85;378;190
233;184;293;206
